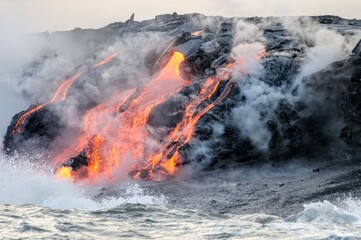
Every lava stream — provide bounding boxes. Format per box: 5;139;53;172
55;51;188;182
12;72;82;134
12;53;119;135
132;64;235;180
191;30;204;37
92;53;119;68
55;51;236;182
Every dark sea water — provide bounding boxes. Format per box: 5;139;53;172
1;155;361;239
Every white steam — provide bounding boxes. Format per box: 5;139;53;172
0;153;167;210
228;17;361;151
282;17;361;87
230;20;276;150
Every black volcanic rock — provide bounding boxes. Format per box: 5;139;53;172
61;153;89;170
148;96;187;128
3;14;361;172
339;42;361;149
3;105;62;154
297;39;361;152
352;40;361;56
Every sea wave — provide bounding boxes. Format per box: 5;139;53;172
0;153;167;210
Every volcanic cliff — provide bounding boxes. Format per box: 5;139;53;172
3;14;361;183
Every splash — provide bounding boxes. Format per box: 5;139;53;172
0;153;166;210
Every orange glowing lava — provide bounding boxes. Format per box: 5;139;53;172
93;53;119;68
56;166;72;179
132;63;235;180
12;52;120;135
12;72;82;134
258;50;268;59
55;51;188;182
55;51;236;182
191;30;204;37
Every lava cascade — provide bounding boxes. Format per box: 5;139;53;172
12;46;266;182
12;72;82;134
55;51;237;182
54;51;188;181
12;53;119;134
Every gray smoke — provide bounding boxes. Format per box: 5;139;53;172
230;17;361;152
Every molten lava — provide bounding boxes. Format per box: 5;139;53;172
191;30;204;37
56;166;72;179
12;72;82;134
258;50;268;59
55;51;188;182
55;50;236;182
132;63;235;180
12;53;119;135
92;53;119;68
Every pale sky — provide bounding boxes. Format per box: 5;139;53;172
0;0;360;34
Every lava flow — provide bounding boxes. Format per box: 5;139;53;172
54;51;189;181
55;50;236;182
131;62;235;180
12;72;82;134
12;53;119;135
191;30;204;37
92;53;119;68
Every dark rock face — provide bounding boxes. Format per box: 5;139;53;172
267;100;303;159
62;154;89;170
340;46;361;149
299;40;361;152
3;106;62;154
262;23;303;86
148;96;186;128
352;40;361;56
3;14;361;172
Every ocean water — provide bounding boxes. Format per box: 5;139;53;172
1;155;361;239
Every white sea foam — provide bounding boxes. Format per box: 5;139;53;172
286;200;360;224
0;153;167;211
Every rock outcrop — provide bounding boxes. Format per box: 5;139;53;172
3;14;361;173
